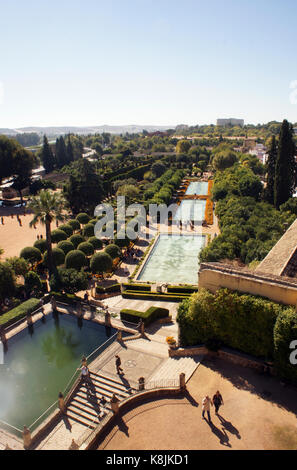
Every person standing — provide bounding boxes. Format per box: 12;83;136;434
213;391;224;414
115;355;124;375
202;395;213;422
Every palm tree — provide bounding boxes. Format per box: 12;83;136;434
28;190;67;274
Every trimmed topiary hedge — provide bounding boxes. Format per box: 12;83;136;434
122;283;151;292
58;224;74;237
120;306;169;326
50;291;81;305
65;250;87;270
51;229;68;243
78;242;95;256
67;219;81;231
57;240;75;255
167;285;198;294
88;237;103;250
0;298;41;328
76;213;90;225
122;292;187;302
34;239;48;254
69;234;85;249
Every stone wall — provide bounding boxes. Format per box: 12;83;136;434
199;262;297;306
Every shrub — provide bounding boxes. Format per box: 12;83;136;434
88;237;103;250
20;246;42;265
67;219;81;231
76;213;90;225
24;271;42;294
58;224;74;237
274;308;297;383
51;229;68;243
90;252;113;274
105;244;121;259
65;250;87;270
57;240;75;255
78;242;94;256
34;239;48;254
177;288;285;359
0;262;16;302
0;298;40;328
44;248;65;267
69;234;85;248
89;219;98;225
114;237;130;248
50;268;88;294
120;306;169;326
83;223;95;238
6;257;29;277
50;291;80;305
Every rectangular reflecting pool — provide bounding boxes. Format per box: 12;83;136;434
174;199;206;222
185;181;208;196
0;313;115;432
137;234;206;284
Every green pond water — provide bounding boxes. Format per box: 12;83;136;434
137;234;206;284
185;181;208;196
0;313;115;431
174;199;206;222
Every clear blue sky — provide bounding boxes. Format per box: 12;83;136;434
1;0;297;128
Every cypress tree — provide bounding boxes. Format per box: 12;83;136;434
274;120;296;208
66;135;74;164
55;136;68;168
41;135;55;173
264;135;277;204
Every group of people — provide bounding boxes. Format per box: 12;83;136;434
202;391;224;422
178;220;195;231
1;213;24;226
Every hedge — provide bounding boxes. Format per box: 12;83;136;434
122;292;188;302
177;288;290;360
120;306;169;326
167;286;198;294
96;284;121;294
0;298;41;328
122;283;151;292
50;291;81;305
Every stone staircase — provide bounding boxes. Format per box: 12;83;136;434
148;355;203;384
66;371;135;430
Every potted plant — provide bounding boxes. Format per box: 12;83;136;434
166;336;177;350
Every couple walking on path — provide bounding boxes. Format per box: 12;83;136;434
202;391;224;422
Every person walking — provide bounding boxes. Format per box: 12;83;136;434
115;355;124;375
1;217;4;225
202;395;213;422
213;391;224;415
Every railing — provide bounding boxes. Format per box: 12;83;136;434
0;418;23;439
144;378;180;390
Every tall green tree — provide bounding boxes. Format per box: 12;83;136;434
11;148;36;204
64;159;104;214
41;135;56;173
274;120;296;208
55;136;68;168
28;190;67;275
264;135;278;204
66;135;74;164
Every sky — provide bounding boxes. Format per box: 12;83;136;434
0;0;297;128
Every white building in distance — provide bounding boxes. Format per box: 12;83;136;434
217;118;244;127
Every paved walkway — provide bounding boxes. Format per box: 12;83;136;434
98;357;297;450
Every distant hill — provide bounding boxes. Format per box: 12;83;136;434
0;125;171;136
